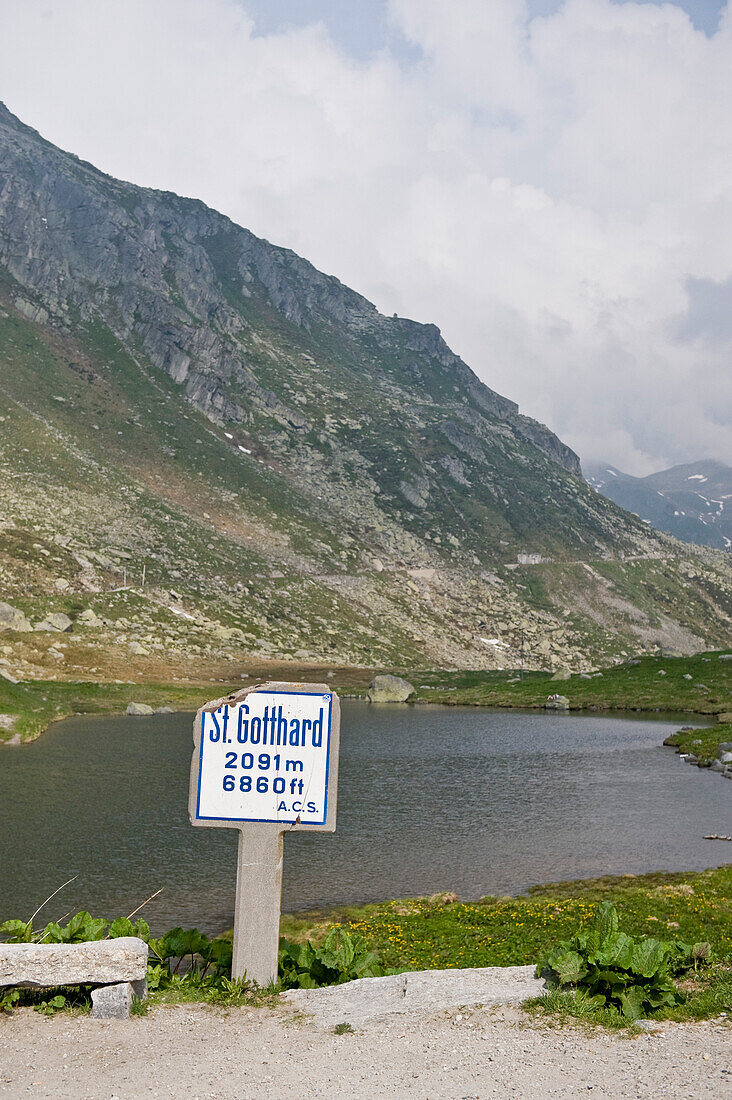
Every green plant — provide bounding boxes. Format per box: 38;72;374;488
33;994;67;1016
0;919;34;943
535;902;710;1020
147;926;233;983
278;925;384;989
0;911;151;946
333;1021;355;1034
0;989;20;1014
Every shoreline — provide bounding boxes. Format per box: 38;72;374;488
2;648;730;745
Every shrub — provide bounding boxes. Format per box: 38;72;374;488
279;926;384;989
536;901;711;1020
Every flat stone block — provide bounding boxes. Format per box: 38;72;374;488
283;965;544;1027
90;982;133;1019
0;937;147;988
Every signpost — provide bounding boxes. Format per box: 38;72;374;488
189;681;340;985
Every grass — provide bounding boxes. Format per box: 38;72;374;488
409;649;732;715
3;868;730;1025
0;677;211;741
663;722;731;767
523;968;732;1029
281;865;732;1026
282;867;732;972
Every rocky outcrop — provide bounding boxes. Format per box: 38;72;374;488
33;613;73;633
0;603;33;633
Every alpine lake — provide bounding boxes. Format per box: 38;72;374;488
1;702;729;933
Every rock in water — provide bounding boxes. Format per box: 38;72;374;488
545;694;570;710
367;675;415;703
126;701;154;716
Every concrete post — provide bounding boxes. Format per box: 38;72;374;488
231;826;285;985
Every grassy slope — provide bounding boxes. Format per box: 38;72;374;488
409;650;732;714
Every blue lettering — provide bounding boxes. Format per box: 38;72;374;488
288;718;300;746
208;712;221;742
311;708;323;748
250;716;261;744
237;704;249;743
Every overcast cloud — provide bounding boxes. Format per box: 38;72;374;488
0;0;730;473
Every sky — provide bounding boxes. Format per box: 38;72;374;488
0;0;730;474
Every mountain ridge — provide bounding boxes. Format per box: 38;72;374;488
587;460;732;551
0;102;729;681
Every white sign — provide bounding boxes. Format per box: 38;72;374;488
193;689;334;826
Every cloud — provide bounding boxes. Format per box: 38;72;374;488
0;0;730;474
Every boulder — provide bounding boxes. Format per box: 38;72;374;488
155;706;174;714
126;701;154;716
551;670;571;681
0;603;33;633
367;675;415;703
718;654;732;661
545;694;570;710
34;613;73;633
720;752;732;765
0;937;147;988
129;641;149;656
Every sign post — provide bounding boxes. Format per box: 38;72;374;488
189;681;340;985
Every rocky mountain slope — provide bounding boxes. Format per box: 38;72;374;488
587;461;732;551
0;103;729;680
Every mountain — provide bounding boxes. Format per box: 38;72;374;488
0;103;729;680
587;461;732;551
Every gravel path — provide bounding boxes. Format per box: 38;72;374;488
0;1003;730;1099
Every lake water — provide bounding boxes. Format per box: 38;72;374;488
1;704;729;933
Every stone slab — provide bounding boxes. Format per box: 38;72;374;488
0;937;148;988
283;965;544;1027
90;981;133;1019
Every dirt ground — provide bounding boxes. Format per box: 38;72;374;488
0;1003;730;1099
